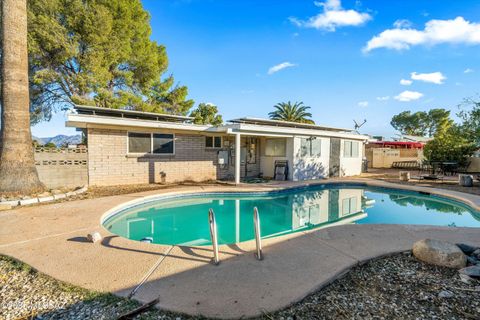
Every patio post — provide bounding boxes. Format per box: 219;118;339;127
235;133;241;184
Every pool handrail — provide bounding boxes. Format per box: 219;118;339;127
253;207;263;260
208;208;220;265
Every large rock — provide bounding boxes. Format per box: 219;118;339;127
459;266;480;279
413;239;466;269
456;243;479;255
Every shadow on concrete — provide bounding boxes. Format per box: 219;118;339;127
9;224;480;320
67;236;90;243
114;224;480;319
226;243;249;254
177;245;213;260
100;236;238;264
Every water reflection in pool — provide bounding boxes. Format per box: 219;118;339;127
104;186;480;246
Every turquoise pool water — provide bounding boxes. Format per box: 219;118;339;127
103;185;480;246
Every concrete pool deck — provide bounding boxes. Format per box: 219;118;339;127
1;178;480;319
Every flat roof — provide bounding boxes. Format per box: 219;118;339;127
229;117;353;132
74;105;193;123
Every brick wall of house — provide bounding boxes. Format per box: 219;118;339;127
87;128;230;186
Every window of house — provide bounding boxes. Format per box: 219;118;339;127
300;137;321;157
265;138;286;156
128;132;174;154
205;136;222;148
153;134;174;154
128;133;151;153
343;140;359;158
341;197;358;215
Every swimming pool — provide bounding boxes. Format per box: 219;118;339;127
103;185;480;246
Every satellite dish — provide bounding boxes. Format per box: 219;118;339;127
353;119;367;132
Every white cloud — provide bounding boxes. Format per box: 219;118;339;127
400;79;412;86
363;16;480;52
394;90;423;102
290;0;371;32
376;96;390;101
393;19;413;29
268;62;297;75
464;68;474;73
411;71;446;84
357;101;369;107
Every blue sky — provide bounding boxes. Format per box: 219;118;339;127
32;0;480;138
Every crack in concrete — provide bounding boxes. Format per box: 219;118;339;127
0;226;99;248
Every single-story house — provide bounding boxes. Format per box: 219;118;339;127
66;105;368;186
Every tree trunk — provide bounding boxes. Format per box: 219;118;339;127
0;0;44;194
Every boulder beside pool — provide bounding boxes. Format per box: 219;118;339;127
413;239;466;269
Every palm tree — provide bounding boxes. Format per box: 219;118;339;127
268;101;314;124
0;0;44;193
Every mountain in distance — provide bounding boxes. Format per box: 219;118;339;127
33;134;82;147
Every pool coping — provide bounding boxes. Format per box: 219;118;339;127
1;178;480;319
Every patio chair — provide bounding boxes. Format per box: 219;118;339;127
273;160;289;181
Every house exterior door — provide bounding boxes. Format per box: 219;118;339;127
329;138;341;177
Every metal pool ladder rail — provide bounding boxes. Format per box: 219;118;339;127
253;207;263;260
208;208;220;265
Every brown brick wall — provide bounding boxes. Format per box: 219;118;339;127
87;128;230;186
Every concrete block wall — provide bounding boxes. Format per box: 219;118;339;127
34;147;88;189
87;128;228;186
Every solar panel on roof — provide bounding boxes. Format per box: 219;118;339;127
228;117;352;132
74;105;193;123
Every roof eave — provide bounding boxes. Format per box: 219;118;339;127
66;113;226;132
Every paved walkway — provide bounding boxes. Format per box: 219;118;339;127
1;179;480;319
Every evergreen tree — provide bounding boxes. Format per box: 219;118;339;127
390;109;453;137
26;0;193;123
190;103;223;125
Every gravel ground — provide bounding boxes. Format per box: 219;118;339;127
0;181;235;210
81;181;234;199
0;255;195;320
265;252;480;320
1;253;479;320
